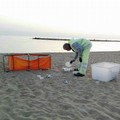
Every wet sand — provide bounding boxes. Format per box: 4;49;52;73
0;51;120;120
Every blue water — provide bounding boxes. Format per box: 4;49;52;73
0;35;120;53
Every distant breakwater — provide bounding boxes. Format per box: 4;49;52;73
33;37;120;42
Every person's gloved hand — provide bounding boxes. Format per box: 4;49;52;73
70;59;75;64
79;57;82;62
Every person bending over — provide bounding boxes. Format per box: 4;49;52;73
63;38;92;77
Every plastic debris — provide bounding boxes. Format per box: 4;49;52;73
65;61;71;67
37;75;44;80
79;105;88;113
46;74;51;78
62;67;72;72
96;81;100;84
63;80;69;84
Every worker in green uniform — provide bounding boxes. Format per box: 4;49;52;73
63;38;92;77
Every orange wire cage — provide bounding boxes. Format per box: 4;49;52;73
3;54;51;72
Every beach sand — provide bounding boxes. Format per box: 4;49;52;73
0;51;120;120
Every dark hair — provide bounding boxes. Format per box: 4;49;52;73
63;43;71;50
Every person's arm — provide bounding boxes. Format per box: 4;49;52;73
73;52;78;61
70;52;78;64
72;42;83;59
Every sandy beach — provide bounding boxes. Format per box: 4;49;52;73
0;51;120;120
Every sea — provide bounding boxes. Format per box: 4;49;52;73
0;35;120;54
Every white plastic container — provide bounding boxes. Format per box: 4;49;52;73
91;62;120;82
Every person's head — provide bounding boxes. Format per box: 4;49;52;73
63;43;71;51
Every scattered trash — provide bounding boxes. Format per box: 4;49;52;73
37;74;52;80
62;67;72;72
63;80;69;84
46;74;51;78
65;61;72;67
37;75;44;80
96;81;100;84
79;105;88;113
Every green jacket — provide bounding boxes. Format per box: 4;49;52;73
68;38;92;60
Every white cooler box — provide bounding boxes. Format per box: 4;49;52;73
91;62;120;82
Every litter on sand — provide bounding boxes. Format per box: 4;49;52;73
37;74;52;80
37;75;44;80
62;67;72;72
46;74;51;78
63;80;69;84
65;61;72;67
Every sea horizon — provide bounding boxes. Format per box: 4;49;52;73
0;35;120;54
1;33;120;40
